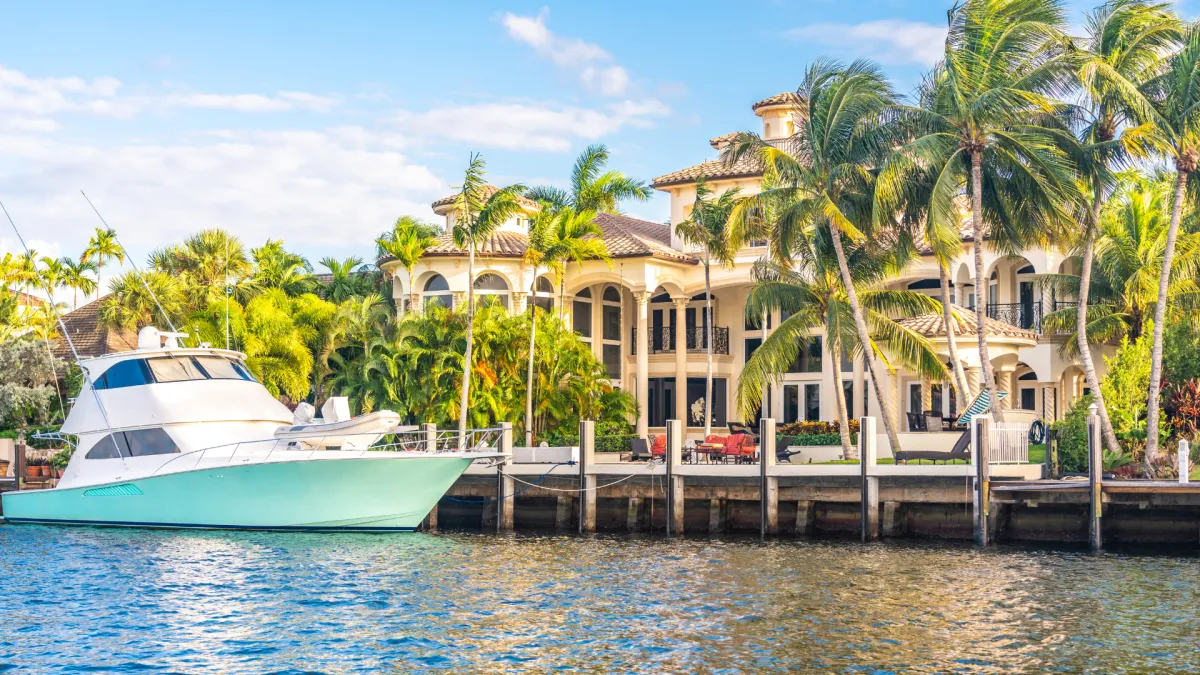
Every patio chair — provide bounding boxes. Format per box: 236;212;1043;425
894;427;972;464
630;437;652;462
906;412;926;432
650;434;667;457
923;411;945;432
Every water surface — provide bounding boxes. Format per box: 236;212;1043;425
1;526;1197;673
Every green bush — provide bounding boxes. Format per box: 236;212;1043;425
1052;395;1092;473
596;435;640;453
543;420;637;453
778;432;858;447
0;425;67;450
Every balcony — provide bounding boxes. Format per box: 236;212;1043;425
632;326;730;355
986;302;1042;332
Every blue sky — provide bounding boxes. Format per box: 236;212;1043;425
0;0;1193;278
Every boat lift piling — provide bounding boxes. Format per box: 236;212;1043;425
497;423;514;532
1088;407;1103;551
665;419;683;536
578;420;595;533
973;415;991;547
759;418;777;538
13;439;25;492
860;417;879;542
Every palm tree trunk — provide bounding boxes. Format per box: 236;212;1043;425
829;331;854;460
938;263;972;403
1078;190;1123;458
970;151;1003;423
458;246;475;447
1146;169;1188;467
828;222;904;456
704;256;713;438
525;267;539;446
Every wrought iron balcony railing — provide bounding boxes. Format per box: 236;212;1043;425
632;326;729;355
986;302;1043;332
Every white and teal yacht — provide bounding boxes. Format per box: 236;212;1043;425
1;327;503;531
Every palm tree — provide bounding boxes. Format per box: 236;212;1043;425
738;231;947;458
318;257;370;304
1140;23;1200;464
61;257;98;309
520;207;610;444
1041;170;1200;358
727;59;915;453
254;239;316;297
675;179;742;437
1066;0;1182;458
149;229;257;309
376;217;437;312
876;0;1077;423
527;143;652;214
81;227;125;299
450;153;527;441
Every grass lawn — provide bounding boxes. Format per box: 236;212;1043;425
813;443;1048;466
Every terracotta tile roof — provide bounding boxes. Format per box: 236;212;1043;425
422;230;530;258
11;289;45;306
50;295;139;360
431;185;540;215
752;92;804;111
897;311;1038;342
652;135;805;189
709;132;739;149
384;213;697;265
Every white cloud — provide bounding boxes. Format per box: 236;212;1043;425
391;99;669;152
0;65;339;123
0;126;445;258
786;20;946;66
502;9;631;96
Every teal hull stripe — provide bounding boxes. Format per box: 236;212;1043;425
3;517;416;531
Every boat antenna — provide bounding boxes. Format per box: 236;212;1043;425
79;190;179;334
0;200;125;467
224;232;230;350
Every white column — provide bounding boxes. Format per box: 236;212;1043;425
512;291;528;314
635;291;651;437
852;355;865;420
674;297;689;427
561;293;574;327
820;333;837;421
998;369;1015;409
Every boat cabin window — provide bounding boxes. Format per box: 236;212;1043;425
93;355;256;389
147;356;207;383
85;428;179;459
93;359;153;390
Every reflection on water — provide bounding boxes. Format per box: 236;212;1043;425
0;526;1198;673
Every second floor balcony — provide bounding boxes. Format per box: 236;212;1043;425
632;326;730;355
985;300;1081;334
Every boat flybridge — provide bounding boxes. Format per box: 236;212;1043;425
1;327;507;531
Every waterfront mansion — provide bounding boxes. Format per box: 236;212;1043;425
377;92;1108;443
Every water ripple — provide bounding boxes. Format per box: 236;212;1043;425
0;527;1198;673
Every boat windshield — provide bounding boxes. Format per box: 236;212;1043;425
85;428;180;459
94;355;256;390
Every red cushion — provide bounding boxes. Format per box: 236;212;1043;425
651;435;666;455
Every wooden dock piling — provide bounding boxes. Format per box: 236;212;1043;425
760;418;778;537
860;417;879;541
666;419;683;536
973;416;991;547
14;440;25;491
578;420;596;533
1088;410;1102;551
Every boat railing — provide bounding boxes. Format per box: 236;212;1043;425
150;426;507;476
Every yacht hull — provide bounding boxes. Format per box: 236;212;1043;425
1;455;477;531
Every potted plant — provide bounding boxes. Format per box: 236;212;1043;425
49;448;72;478
24;455;43;478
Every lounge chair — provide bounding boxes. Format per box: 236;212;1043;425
894;427;972;464
630;437;652;462
728;422;760;444
776;437;804;463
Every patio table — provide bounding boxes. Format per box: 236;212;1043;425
695;443;724;464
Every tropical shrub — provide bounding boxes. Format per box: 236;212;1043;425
333;304;635;440
778;432;858;447
1052;395;1093;474
0;340;65;428
777;419;860;436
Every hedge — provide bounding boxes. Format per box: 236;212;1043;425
777;432;858;447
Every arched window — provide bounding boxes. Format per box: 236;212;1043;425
474;273;510;310
532;275;554;313
423;274;452;309
573;287;592;341
601;285;622;379
988;269;999;307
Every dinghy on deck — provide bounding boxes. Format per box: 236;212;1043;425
274;397;409;449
